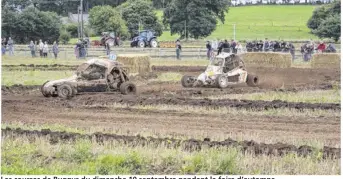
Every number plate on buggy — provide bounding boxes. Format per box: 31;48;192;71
207;71;214;76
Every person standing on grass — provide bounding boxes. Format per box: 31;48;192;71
206;41;212;60
231;39;237;54
39;39;44;57
52;41;59;59
288;42;295;60
7;37;14;56
43;41;49;58
176;39;182;60
235;42;243;54
105;42;111;55
1;44;6;55
28;41;35;58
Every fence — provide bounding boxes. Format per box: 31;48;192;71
3;46;339;61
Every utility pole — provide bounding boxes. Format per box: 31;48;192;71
233;24;236;41
80;0;84;39
77;6;80;39
184;20;187;41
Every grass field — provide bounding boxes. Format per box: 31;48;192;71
157;5;318;41
69;5;317;43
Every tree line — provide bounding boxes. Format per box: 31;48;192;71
1;0;340;44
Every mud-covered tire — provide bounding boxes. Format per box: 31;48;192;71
216;74;228;88
181;75;195;88
41;81;51;97
57;84;74;99
246;74;259;87
120;81;137;95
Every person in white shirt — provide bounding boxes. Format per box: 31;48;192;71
43;41;49;58
235;42;243;54
39;39;44;57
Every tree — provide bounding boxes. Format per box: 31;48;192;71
59;31;71;45
1;6;61;43
163;0;228;39
307;0;341;41
89;5;129;38
313;14;341;42
64;23;79;38
118;0;163;37
1;5;18;38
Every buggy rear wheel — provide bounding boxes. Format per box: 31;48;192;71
216;74;228;88
120;81;137;95
57;84;75;99
181;75;195;88
246;74;259;87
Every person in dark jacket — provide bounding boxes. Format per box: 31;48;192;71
206;41;212;60
217;40;223;55
176;39;182;60
222;40;230;53
231;39;237;54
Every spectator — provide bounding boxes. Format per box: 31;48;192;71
52;41;59;59
257;40;263;51
263;38;270;52
33;41;37;57
175;39;182;60
326;43;337;53
1;44;6;55
39;39;44;57
211;39;218;51
74;43;80;59
288;42;295;60
43;41;49;58
2;38;6;46
105;42;111;55
235;42;243;54
217;40;224;55
316;41;326;53
28;40;35;58
231;39;237;54
7;37;14;56
222;40;230;53
206;41;212;60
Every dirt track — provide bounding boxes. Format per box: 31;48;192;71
3;128;340;159
1;65;341;151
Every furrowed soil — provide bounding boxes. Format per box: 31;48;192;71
1;65;341;154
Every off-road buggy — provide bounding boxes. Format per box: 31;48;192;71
181;52;259;88
40;59;137;99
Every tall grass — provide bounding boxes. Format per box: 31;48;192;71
1;136;340;175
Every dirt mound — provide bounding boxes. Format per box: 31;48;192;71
67;95;340;111
1;84;40;95
2;128;340;159
152;65;205;72
2;64;77;71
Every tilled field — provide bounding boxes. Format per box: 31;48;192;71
1;64;341;173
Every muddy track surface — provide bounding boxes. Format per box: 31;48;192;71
2;93;340;111
61;95;341;111
2;128;340;159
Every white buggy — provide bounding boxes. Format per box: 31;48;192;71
181;52;259;88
